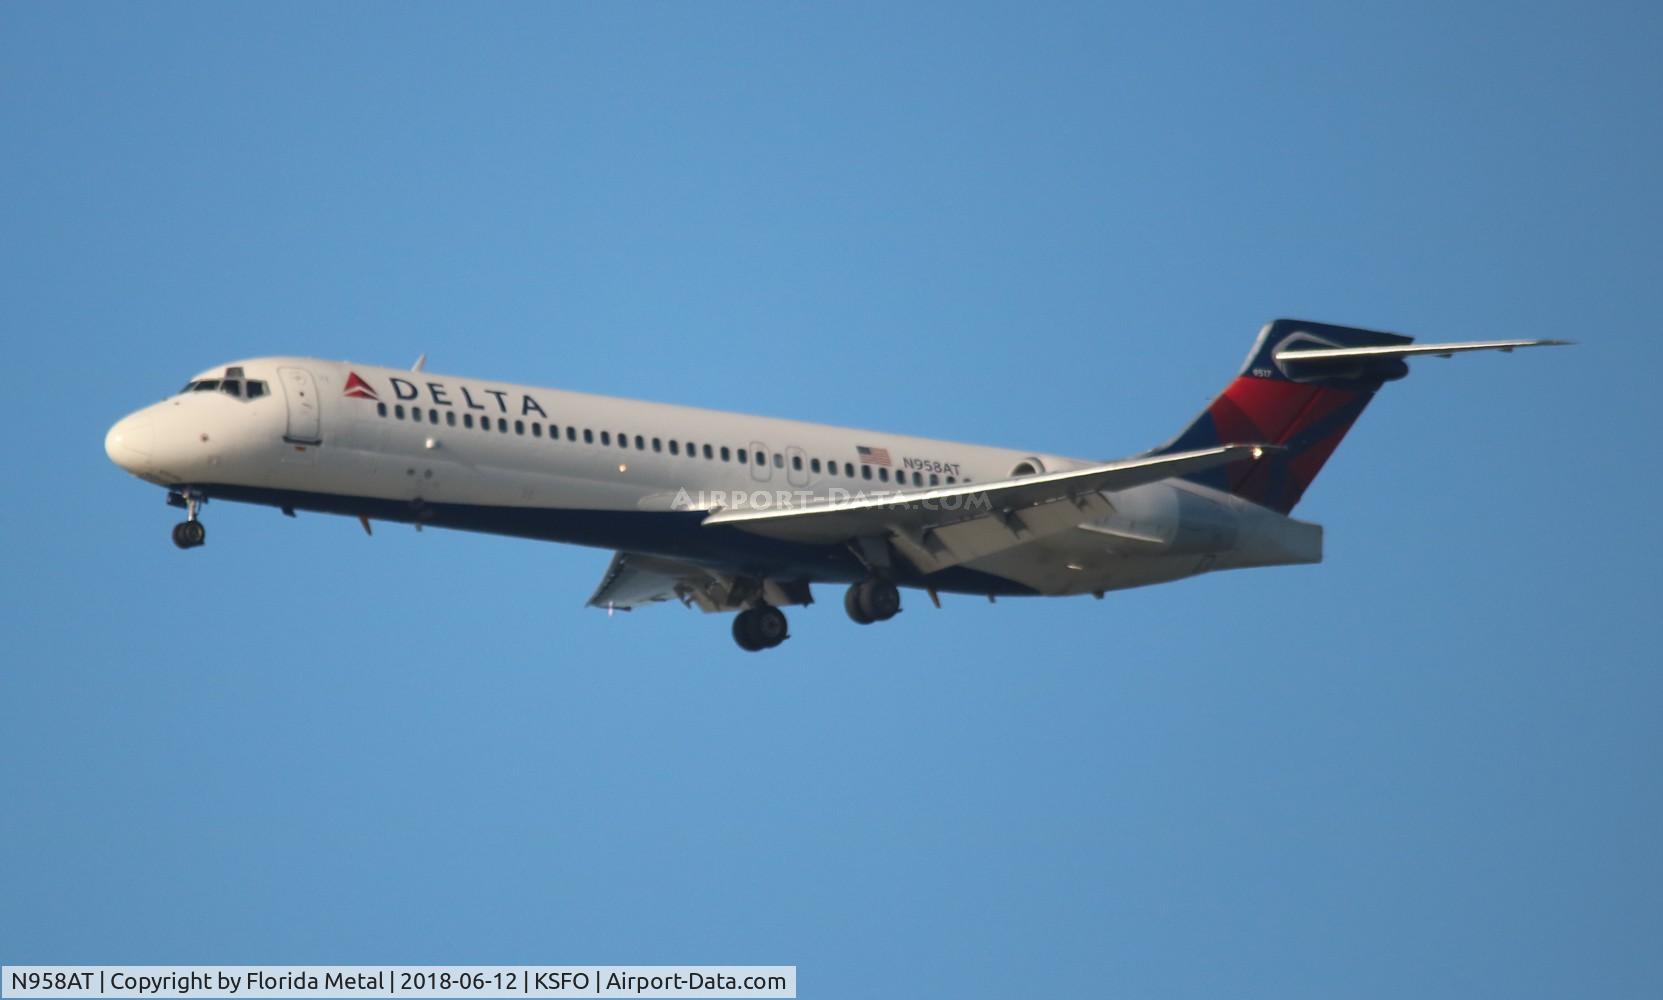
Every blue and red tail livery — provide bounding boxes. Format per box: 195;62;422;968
1155;319;1417;513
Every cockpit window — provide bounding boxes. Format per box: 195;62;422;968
178;377;269;400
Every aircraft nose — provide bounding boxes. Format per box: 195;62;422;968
105;411;154;472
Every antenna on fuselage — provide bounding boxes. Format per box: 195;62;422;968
411;353;427;372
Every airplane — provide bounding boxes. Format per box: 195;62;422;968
104;319;1565;651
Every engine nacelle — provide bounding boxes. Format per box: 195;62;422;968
1083;486;1239;555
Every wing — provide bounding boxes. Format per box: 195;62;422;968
585;551;812;613
585;551;694;611
700;444;1270;574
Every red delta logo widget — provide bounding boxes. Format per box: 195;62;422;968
343;372;380;401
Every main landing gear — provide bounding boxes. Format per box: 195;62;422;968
169;491;206;550
845;579;901;625
730;580;902;650
732;604;789;652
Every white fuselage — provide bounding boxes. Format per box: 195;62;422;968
105;357;1321;598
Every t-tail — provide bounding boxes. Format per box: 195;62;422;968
1153;319;1568;514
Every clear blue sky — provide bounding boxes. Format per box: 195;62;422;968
2;3;1659;997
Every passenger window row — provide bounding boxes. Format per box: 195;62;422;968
372;402;964;486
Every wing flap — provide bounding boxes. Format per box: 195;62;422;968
887;490;1120;574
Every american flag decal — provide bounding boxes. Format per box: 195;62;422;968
856;445;892;467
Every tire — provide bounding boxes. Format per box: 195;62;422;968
732;610;764;651
845;584;875;625
858;579;900;622
750;605;788;647
172;521;205;549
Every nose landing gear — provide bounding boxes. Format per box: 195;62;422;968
169;491;207;549
732;604;789;651
171;521;206;548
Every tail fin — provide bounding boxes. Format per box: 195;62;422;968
1154;319;1413;514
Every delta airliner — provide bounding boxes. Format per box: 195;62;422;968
105;319;1563;650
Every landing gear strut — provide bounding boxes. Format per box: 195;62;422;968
170;491;206;550
733;604;789;651
845;579;901;625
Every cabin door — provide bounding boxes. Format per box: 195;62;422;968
277;367;323;444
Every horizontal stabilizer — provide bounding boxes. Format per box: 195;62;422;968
1275;339;1571;362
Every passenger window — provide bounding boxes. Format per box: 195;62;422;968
430;410;439;425
497;418;508;432
686;442;696;457
946;476;956;485
704;444;714;460
930;473;939;486
737;449;747;464
394;405;405;419
861;466;872;480
879;468;889;482
515;420;525;435
446;411;457;427
810;458;821;473
618;433;628;449
913;471;923;486
464;413;474;429
586;429;596;444
567;427;577;442
845;462;855;477
412;407;423;422
532;423;542;437
377;403;388;417
600;431;610;445
721;447;731;462
635;435;645;450
669;441;679;455
652;438;662;453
